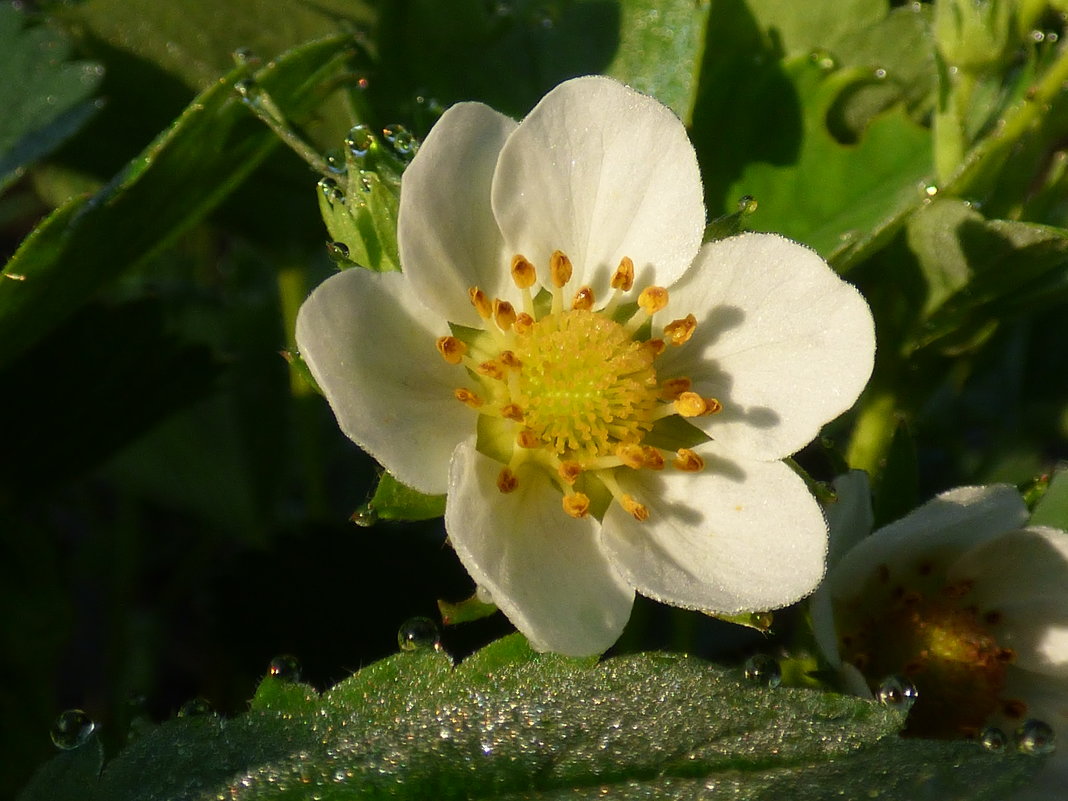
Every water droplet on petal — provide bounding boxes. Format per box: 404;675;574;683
979;726;1007;752
178;698;214;717
743;654;782;688
877;675;918;711
51;709;96;750
397;616;440;651
1015;719;1056;755
382;123;416;157
345;124;376;158
268;654;302;682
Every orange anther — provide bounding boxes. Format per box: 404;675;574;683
611;256;635;291
572;286;595;311
510;254;537;289
674;392;710;417
436;336;466;365
562;492;590;518
454;388;483;408
621;494;649;521
550;250;573;288
516;429;541;449
494;299;517;331
617;443;645;469
673;448;705;472
497;467;519;494
641;446;665;470
477;360;505;380
664;314;697;346
637;286;669;314
660;377;692;401
468;286;492;319
514;312;534;335
558;461;583;484
499;350;521;369
642;339;666;358
501;403;525;422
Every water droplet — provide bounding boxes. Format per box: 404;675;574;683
1048;32;1060;43
268;654;302;682
349;503;377;527
809;49;837;72
397;616;441;651
356;76;370;91
178;697;214;717
1016;719;1056;755
357;170;375;193
51;709;95;750
232;47;258;66
876;675;918;711
318;177;339;200
330;188;346;205
345;124;376;158
328;241;350;261
382;123;416;157
743;654;782;688
923;184;939;198
748;610;773;631
234;78;257;100
873;67;887;80
979;726;1007;752
1031;30;1046;43
736;194;758;215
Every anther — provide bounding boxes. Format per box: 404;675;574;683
558;461;582;484
617;443;646;470
516;428;540;449
572;286;595;311
660;377;692;400
499;350;521;369
510;254;537;289
469;287;492;319
674;392;713;417
611;257;635;291
664;314;697;346
501;403;525;422
454;388;483;408
621;494;649;521
562;492;590;518
494;299;517;331
637;286;669;314
641;446;665;470
477;360;505;380
550;250;573;287
436;336;467;365
670;448;704;474
642;339;666;358
514;313;534;335
497;467;519;494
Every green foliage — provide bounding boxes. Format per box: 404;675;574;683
18;636;1042;800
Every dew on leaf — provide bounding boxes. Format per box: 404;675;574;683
268;654;302;683
1015;719;1055;755
876;675;918;711
979;726;1008;752
345;124;376;158
743;654;782;688
178;697;214;717
382;123;416;157
50;708;96;750
397;616;441;651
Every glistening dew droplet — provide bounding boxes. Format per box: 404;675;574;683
178;697;214;717
979;726;1007;752
50;709;95;750
345;124;376;158
1015;719;1056;755
382;123;416;157
876;675;919;711
743;653;782;688
268;654;302;683
397;616;441;651
349;503;378;527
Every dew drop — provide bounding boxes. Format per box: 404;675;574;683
736;194;758;215
268;654;302;682
349;503;378;527
1015;719;1056;755
178;697;214;717
743;654;782;688
873;67;887;80
382;123;416;157
397;616;441;651
345;124;376;158
327;241;350;262
318;177;339;200
232;47;258;66
809;48;837;72
876;675;918;711
51;709;96;750
979;726;1008;752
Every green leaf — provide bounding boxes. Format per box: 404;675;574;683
16;735;102;801
1030;466;1068;529
24;634;1043;800
0;34;355;369
363;471;446;523
0;5;103;194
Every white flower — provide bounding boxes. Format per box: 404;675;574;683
296;76;875;656
813;473;1068;797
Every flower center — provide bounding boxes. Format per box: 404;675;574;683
513;309;658;460
435;249;722;521
838;567;1019;739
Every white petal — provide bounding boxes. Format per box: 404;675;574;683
600;443;828;614
445;439;634;656
295;268;473;495
491;75;704;297
828;484;1028;599
656;233;875;461
398;102;518;326
948;526;1068;678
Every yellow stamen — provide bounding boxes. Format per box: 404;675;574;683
642;446;665;470
660;377;692;401
436;336;466;365
494;299;517;331
516;428;540;449
499;350;521;370
621;494;649;521
514;313;534;335
611;256;635;291
616;443;646;469
642;339;666;358
558;461;582;485
454;388;483;408
673;448;705;472
469;287;492;319
497;467;519;493
674;392;722;417
637;286;669;315
550;250;573;288
477;360;505;380
501;403;525;422
510;254;537;289
562;492;590;518
572;286;595;311
664;314;697;346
